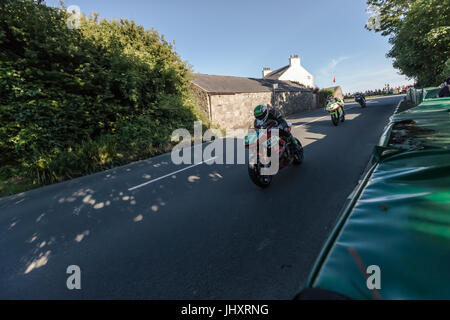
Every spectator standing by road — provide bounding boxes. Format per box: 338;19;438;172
438;78;450;97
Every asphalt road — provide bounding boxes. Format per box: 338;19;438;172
0;96;402;299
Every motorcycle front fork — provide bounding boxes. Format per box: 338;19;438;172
330;109;340;118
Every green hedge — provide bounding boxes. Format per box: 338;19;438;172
0;0;207;190
318;88;335;107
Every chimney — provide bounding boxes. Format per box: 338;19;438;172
262;67;272;78
289;54;300;67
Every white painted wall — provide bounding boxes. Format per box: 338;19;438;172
279;56;314;87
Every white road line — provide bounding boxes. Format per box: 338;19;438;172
128;157;217;191
393;99;403;114
347;180;363;200
293;115;328;128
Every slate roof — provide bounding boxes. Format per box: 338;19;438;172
192;73;309;94
263;65;289;80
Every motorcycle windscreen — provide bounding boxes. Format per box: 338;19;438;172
244;131;259;146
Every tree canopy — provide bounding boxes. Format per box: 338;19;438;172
366;0;450;86
0;0;206;188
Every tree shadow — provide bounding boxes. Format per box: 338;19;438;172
0;102;393;299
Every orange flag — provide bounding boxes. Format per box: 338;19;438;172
333;77;336;83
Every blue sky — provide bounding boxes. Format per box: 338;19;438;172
47;0;412;93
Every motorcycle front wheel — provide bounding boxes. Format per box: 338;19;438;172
331;113;339;126
248;163;272;188
293;138;304;165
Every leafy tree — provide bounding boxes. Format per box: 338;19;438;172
0;0;207;188
318;88;335;107
366;0;450;86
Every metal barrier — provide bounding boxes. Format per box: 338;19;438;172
406;87;441;106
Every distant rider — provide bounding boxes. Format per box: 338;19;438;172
253;104;297;146
355;92;366;102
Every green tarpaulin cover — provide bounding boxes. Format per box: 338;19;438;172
307;96;450;299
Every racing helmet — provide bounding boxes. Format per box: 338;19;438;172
254;104;269;122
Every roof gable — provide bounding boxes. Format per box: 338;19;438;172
263;65;289;80
193;73;309;94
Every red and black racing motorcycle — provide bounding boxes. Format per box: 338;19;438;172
244;121;303;188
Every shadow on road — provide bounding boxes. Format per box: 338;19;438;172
0;97;401;299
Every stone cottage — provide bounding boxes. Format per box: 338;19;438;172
262;54;314;88
191;73;318;129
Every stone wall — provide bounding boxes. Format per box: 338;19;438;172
208;91;319;129
190;83;211;119
210;92;273;129
273;91;317;117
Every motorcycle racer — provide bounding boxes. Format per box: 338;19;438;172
325;95;345;126
327;95;344;108
354;92;366;107
253;104;298;146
